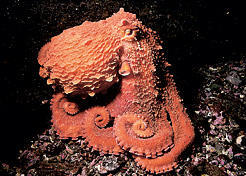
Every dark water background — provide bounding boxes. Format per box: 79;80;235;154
0;0;245;162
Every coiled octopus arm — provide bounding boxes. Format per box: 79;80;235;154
134;76;195;174
81;106;123;155
50;93;85;139
114;112;174;158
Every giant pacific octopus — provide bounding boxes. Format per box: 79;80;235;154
38;8;195;174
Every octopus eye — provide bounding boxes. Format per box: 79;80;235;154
121;19;129;26
125;29;133;36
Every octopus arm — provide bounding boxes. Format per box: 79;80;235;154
135;78;195;173
114;112;174;158
81;106;123;155
50;93;85;139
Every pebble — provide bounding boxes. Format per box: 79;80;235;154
226;72;241;86
94;155;121;174
236;135;246;150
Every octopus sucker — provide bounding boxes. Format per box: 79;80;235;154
114;112;174;157
135;151;179;174
38;8;195;174
131;119;155;138
81;106;123;155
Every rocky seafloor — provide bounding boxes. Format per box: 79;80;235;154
0;59;245;176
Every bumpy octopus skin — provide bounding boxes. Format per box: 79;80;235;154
39;8;195;174
38;8;137;96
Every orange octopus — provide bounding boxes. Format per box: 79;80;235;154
38;8;195;174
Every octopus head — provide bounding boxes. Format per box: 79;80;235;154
37;8;143;98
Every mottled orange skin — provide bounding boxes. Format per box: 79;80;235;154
39;8;195;174
38;8;137;96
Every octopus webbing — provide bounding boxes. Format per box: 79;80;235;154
38;8;195;174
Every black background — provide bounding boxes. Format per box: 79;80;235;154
0;0;245;162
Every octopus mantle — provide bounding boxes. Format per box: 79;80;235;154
38;8;195;174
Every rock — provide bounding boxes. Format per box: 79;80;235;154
94;155;121;174
236;134;246;150
225;71;241;86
